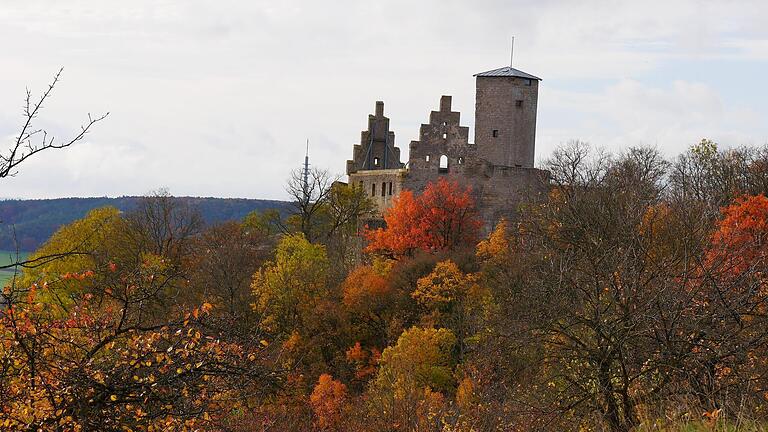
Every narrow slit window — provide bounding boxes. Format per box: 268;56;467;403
458;157;464;165
373;157;380;166
388;182;393;195
381;182;386;197
492;130;498;137
442;121;447;126
371;183;376;196
442;133;447;139
515;100;523;108
425;155;431;162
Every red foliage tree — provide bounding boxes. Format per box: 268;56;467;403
365;178;480;257
707;194;768;277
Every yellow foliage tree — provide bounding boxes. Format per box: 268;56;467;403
251;233;329;336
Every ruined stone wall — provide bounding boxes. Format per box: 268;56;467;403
347;101;403;175
405;95;477;193
471;164;549;232
474;76;538;168
348;168;407;216
402;95;548;234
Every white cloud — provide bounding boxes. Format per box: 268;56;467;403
1;0;767;199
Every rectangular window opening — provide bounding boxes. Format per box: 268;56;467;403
425;155;431;162
373;157;380;166
381;182;386;197
371;183;376;196
492;130;498;138
442;133;447;139
388;182;393;195
515;100;523;108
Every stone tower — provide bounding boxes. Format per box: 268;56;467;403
473;66;541;168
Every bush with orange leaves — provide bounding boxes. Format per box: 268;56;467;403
310;374;349;431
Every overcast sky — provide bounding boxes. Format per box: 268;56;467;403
2;0;767;200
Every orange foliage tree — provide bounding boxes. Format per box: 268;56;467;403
365;178;481;257
0;265;277;430
707;194;768;276
309;374;348;431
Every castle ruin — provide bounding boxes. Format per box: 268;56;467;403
345;64;549;231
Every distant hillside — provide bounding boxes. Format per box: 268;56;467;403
0;197;292;252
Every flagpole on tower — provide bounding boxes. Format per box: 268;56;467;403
510;36;515;67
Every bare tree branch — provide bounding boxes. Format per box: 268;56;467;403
0;68;109;179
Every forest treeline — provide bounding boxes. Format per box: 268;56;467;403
5;138;768;431
0;196;291;251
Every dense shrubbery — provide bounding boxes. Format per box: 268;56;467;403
6;140;768;431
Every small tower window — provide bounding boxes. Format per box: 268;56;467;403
439;155;448;173
388;182;393;195
458;157;464;165
524;79;532;86
492;130;499;137
373;157;380;166
371;183;376;196
381;182;386;197
442;133;447;139
425;155;431;162
515;100;523;108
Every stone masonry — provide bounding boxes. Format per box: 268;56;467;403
345;64;549;233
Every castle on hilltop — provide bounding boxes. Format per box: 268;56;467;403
345;63;549;231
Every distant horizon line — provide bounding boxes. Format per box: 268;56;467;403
0;195;291;202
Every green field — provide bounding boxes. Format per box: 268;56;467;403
0;250;30;288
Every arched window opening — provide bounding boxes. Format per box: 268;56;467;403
381;182;386;197
439;155;448;174
371;183;376;196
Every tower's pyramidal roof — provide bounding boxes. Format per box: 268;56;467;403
474;66;541;80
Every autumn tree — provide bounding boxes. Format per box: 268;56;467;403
250;233;350;396
0;265;280;430
252;233;330;336
310;374;349;431
683;194;768;407
669;139;768;216
366;178;480;258
184;220;269;327
471;143;702;431
366;326;456;431
283;168;374;245
416;260;488;361
17;206;121;303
